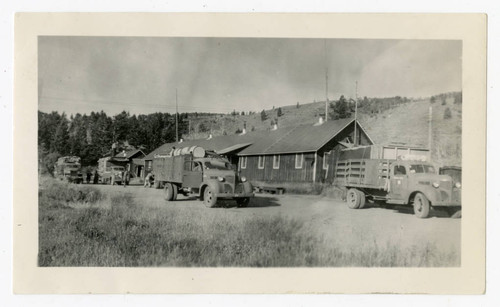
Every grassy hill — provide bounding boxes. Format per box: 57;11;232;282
183;94;462;167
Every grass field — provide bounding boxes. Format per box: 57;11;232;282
39;178;459;267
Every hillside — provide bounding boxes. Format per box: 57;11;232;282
184;95;462;166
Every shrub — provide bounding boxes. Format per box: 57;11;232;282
39;178;103;208
444;107;452;119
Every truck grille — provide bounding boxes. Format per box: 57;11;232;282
234;184;244;194
440;180;452;190
223;184;233;194
440;190;450;202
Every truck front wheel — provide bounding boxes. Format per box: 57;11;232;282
413;192;430;218
203;187;218;208
164;183;176;201
347;188;363;209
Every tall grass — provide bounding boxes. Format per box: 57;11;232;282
39;178;458;267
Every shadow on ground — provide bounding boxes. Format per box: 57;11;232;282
217;196;281;208
362;202;455;218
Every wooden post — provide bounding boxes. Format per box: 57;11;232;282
428;105;432;158
175;89;178;143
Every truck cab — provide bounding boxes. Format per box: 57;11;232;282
54;156;83;183
387;161;461;211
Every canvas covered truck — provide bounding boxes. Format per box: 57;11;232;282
334;144;461;218
97;157;125;185
152;146;254;208
54;156;83;183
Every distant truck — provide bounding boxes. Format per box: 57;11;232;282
97;157;125;185
334;144;461;218
152;146;254;208
54;156;83;183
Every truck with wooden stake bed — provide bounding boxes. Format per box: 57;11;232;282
97;157;125;185
152;146;254;208
54;156;83;183
333;144;461;218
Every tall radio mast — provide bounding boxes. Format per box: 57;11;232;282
324;40;328;122
175;88;178;143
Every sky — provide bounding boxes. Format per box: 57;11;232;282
38;37;462;116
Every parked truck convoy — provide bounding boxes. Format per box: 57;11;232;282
152;146;254;208
334;144;461;218
54;156;83;183
97;157;125;185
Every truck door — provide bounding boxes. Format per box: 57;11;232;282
389;164;408;201
182;161;203;188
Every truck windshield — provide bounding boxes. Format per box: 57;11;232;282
112;167;124;171
204;161;233;170
409;164;436;174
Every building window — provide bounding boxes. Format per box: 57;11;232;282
258;156;265;169
273;155;280;169
240;156;247;169
323;151;332;170
295;153;304;169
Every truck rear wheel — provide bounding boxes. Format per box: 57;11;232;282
164;183;175;201
347;188;362;209
413;192;430;218
203;187;217;208
357;190;366;209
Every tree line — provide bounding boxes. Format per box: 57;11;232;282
38;110;190;174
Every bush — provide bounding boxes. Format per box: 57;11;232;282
39;178;104;208
444;107;452;119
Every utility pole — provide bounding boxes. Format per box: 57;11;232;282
175;88;178;143
324;40;328;122
428;105;433;158
354;81;358;145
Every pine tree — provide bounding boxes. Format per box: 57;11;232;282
260;109;268;121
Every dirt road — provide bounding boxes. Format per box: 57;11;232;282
93;184;461;256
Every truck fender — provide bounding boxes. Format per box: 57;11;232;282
407;188;439;205
199;181;220;200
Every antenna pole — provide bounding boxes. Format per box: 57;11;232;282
354;81;358;145
325;40;328;122
175;88;178;143
428;105;432;158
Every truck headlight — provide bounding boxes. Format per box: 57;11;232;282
432;182;440;188
455;182;461;188
218;176;225;182
241;176;247;182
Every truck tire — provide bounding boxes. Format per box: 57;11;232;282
164;183;174;201
357;190;366;209
236;197;250;208
347;188;361;209
171;183;178;201
203;187;217;208
413;192;430;218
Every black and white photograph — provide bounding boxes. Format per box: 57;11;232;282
37;36;463;267
11;12;487;295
